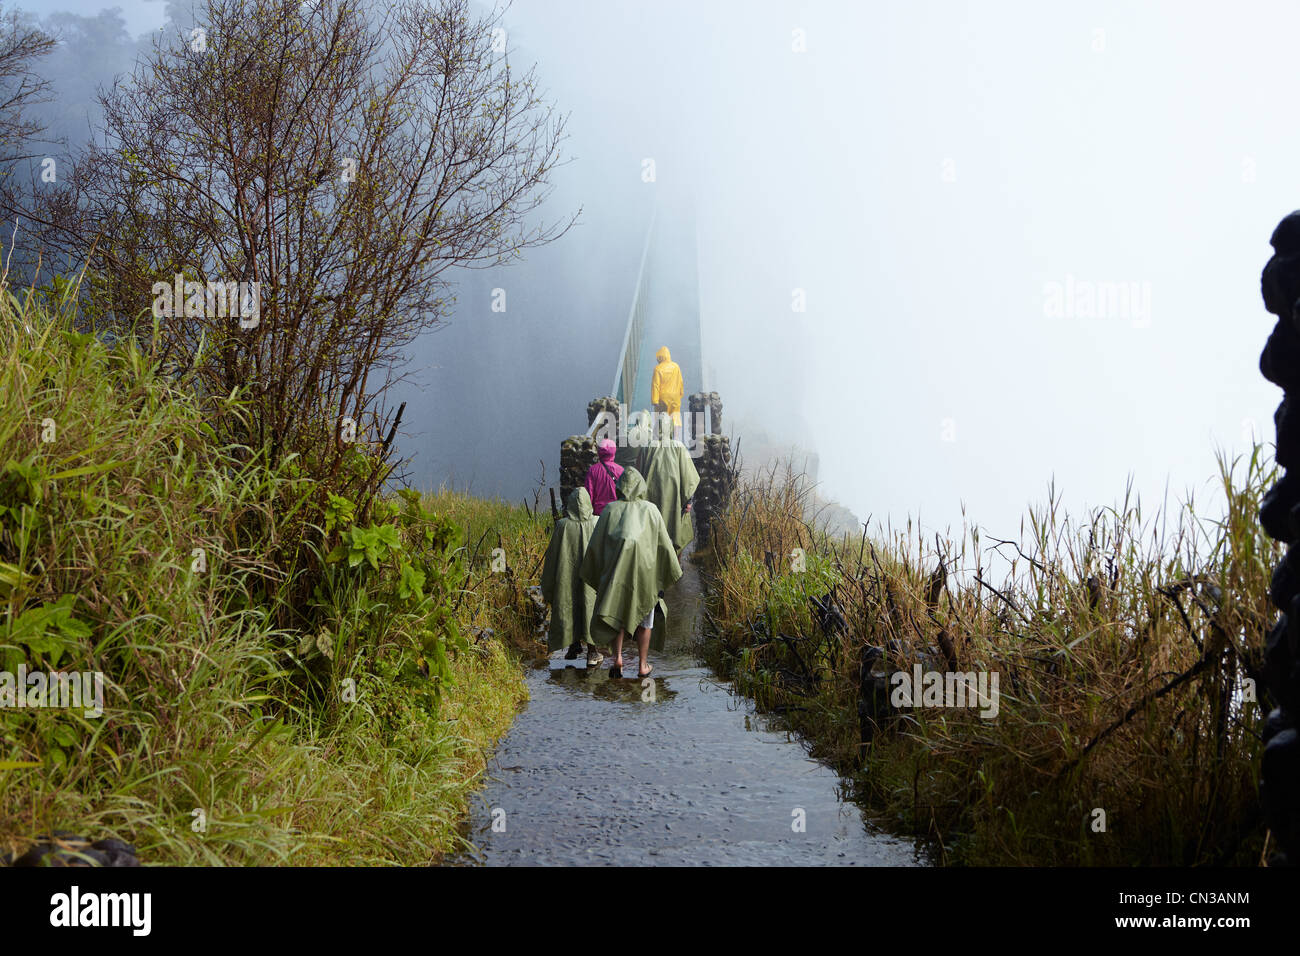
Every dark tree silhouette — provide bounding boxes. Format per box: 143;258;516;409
4;0;574;507
0;5;54;165
1259;211;1300;865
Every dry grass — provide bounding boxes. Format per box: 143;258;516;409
705;453;1278;865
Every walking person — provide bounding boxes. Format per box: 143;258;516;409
580;467;682;679
638;412;700;553
582;438;623;516
540;487;604;665
650;346;684;429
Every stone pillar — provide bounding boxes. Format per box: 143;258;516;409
692;438;734;547
1258;212;1300;865
586;396;619;429
559;435;598;505
688;391;723;436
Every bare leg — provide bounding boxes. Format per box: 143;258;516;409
612;628;626;669
635;625;651;677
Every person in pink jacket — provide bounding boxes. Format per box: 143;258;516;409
583;439;624;516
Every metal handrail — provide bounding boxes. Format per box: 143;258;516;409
578;205;659;444
695;213;707;392
611;205;657;405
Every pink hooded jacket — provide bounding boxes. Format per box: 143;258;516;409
583;439;624;516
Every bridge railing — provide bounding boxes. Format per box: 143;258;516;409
611;206;656;410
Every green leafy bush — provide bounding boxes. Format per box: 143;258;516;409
0;280;527;864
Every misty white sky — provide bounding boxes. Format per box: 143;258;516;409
30;0;1298;544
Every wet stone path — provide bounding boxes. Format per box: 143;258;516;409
456;546;926;866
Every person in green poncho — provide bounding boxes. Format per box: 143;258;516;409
580;467;683;679
637;412;700;553
540;487;603;666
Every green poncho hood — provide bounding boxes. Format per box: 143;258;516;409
564;484;594;521
579;467;683;650
638;416;700;551
617;463;648;501
540;487;597;651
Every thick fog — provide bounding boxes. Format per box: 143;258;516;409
18;0;1299;542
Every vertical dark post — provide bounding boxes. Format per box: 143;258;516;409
1258;212;1300;865
690;392;734;548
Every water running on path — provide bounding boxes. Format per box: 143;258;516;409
456;545;927;865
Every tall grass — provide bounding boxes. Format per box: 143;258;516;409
705;454;1279;865
425;489;554;654
0;282;541;864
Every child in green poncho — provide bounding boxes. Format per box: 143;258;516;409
540;487;603;666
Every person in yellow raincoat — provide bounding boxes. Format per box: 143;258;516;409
650;346;684;428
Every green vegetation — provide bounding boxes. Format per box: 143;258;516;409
0;0;571;867
0;283;548;864
704;456;1278;865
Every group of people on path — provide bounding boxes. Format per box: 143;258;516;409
539;347;698;680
